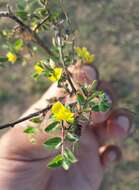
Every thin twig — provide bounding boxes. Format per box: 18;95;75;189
61;121;64;156
0;105;52;129
34;15;49;32
58;35;77;94
0;10;52;56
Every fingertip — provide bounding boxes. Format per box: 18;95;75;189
106;108;133;139
71;62;99;85
99;145;122;168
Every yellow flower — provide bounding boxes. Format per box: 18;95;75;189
7;52;17;63
84;53;95;64
48;67;62;82
34;64;44;75
75;47;95;64
52;102;74;123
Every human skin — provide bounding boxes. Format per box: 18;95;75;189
0;65;132;190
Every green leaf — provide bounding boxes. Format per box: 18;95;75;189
62;159;70;170
48;154;63;168
77;94;85;105
0;57;8;62
99;102;110;112
91;104;100;112
64;148;78;164
31;117;42;124
66;132;79;142
32;72;40;81
24;126;38;134
16;10;28;20
14;39;24;51
43;137;62;150
45;121;59;133
18;0;26;10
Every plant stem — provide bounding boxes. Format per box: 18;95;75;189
0;10;52;56
34;15;49;32
58;35;77;94
61;121;65;156
0;105;52;129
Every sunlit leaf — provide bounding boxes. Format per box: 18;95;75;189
45;121;59;132
64;148;78;164
31;117;42;124
77;94;85;105
43;137;62;150
14;39;24;51
24;126;38;134
66;132;79;142
48;154;63;168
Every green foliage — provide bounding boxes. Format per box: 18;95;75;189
14;39;24;51
43;137;62;150
77;93;85;105
24;126;38;134
0;57;8;62
48;154;63;168
45;121;59;132
66;132;79;142
31;116;42;124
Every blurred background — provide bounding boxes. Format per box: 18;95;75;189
0;0;139;189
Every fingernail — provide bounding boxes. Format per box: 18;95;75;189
100;145;122;167
117;116;130;133
107;146;122;162
109;109;133;133
108;149;118;161
81;65;99;83
72;64;99;85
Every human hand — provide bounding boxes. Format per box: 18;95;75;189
0;65;132;190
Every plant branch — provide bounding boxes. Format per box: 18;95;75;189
58;36;77;94
0;105;52;130
61;121;64;156
34;15;49;32
0;10;52;56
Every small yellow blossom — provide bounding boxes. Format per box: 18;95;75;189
75;47;95;64
7;52;17;63
48;67;62;82
34;64;44;75
52;102;74;123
